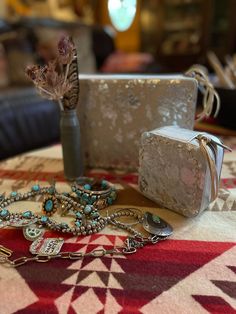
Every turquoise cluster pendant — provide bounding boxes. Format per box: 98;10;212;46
42;196;57;216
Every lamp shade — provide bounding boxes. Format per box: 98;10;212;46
108;0;137;32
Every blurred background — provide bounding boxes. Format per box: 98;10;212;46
0;0;236;86
1;0;236;160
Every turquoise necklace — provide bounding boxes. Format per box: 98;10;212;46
0;182;115;236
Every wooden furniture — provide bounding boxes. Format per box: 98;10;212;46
140;0;213;71
210;0;236;60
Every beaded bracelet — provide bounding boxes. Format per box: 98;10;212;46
71;177;117;209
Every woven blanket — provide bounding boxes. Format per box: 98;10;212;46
0;143;236;314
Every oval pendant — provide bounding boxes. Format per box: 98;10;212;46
142;212;173;237
42;196;57;216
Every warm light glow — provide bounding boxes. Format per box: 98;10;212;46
108;0;137;32
7;0;31;16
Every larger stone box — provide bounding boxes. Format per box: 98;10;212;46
79;74;198;170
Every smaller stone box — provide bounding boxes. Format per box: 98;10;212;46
139;126;225;217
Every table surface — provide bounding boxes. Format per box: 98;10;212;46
0;142;236;314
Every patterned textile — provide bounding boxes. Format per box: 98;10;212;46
0;143;236;314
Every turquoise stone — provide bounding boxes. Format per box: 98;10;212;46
76;212;83;219
0;208;9;218
83;184;91;190
75;221;81;227
153;215;160;223
71;186;76;192
44;199;53;212
84;205;92;214
91;195;97;203
87;197;93;205
101;180;107;189
91;220;97;226
47;187;55;195
110;191;117;200
40;216;48;223
32;185;40;192
76;190;82;197
82;193;89;201
11;191;18;197
91;211;99;218
22;211;32;219
107;197;113;205
60;223;68;229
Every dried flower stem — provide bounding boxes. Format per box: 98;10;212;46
38;86;54;97
64;63;70;85
58;99;64;111
25;36;79;111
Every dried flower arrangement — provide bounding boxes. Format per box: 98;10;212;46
26;36;79;111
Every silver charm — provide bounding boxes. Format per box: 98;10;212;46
9;217;37;228
142;212;173;237
23;224;45;241
30;237;64;255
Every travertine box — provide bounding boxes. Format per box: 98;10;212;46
79;75;198;170
139;126;224;217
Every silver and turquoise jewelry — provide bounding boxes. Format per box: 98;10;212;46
42;195;57;216
23;224;45;241
0;210;173;267
142;212;173;236
29;237;64;255
71;177;117;209
0;183;172;239
0;182;173;268
0;205;107;236
0;183;107;236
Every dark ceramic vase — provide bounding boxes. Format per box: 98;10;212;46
60;109;84;180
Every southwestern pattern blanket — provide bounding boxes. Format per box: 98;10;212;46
0;143;235;314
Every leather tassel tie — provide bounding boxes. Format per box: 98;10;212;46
197;135;231;202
